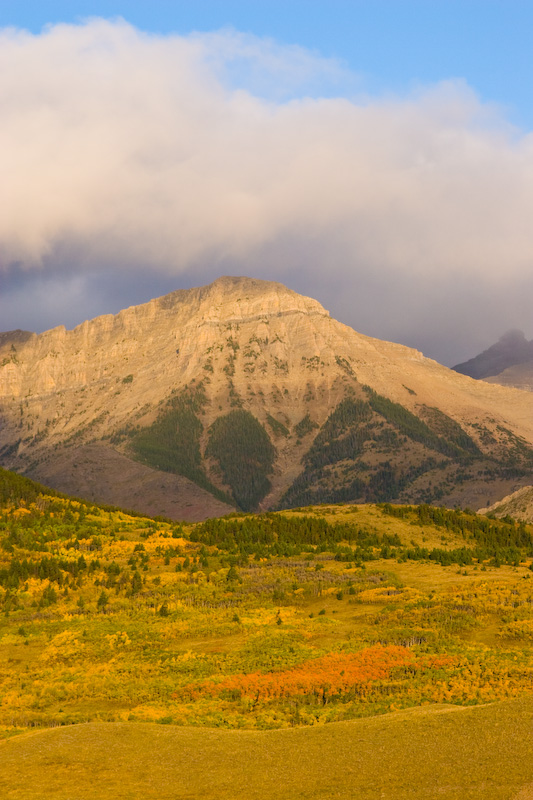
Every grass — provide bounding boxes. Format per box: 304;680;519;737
1;497;533;731
1;698;532;799
2;469;533;796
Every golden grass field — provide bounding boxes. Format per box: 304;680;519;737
1;698;533;799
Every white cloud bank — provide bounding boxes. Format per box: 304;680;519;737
1;18;532;363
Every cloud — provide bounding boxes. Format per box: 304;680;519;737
1;18;532;364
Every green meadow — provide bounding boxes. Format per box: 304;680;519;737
1;468;533;798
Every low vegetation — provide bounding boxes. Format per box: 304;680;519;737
2;698;533;799
2;465;533;796
1;466;533;742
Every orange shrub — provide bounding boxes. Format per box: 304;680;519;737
177;645;418;702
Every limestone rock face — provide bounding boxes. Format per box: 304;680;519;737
1;276;532;519
478;485;533;523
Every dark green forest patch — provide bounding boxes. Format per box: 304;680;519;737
363;387;476;461
416;405;481;458
281;388;510;509
129;388;228;503
0;467;62;505
303;398;373;471
206;410;276;511
266;415;290;438
293;414;319;439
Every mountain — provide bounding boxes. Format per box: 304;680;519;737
1;276;532;519
453;330;533;381
484;360;533;392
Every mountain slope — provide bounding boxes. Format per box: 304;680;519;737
485;360;533;392
1;276;532;518
478;485;533;523
453;329;533;380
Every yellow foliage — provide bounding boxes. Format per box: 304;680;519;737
129;705;166;721
502;619;533;640
1;690;24;709
105;631;131;649
357;586;422;604
40;630;85;663
1;633;21;645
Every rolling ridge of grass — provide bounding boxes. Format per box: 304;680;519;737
1;698;533;799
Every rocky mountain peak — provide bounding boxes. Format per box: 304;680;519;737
1;277;532;520
176;275;330;326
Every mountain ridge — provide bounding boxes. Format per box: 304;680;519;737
1;276;532;519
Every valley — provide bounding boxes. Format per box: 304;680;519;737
1;467;533;797
4;6;533;798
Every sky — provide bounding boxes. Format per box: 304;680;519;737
1;1;532;366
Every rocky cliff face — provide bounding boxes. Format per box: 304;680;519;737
1;277;532;519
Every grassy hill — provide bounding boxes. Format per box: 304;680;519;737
1;699;533;799
2;466;533;797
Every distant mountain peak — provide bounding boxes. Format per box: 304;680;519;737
453;330;533;380
498;329;527;344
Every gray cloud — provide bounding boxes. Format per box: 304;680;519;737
1;19;532;364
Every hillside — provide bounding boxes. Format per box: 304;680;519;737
1;466;533;729
2;701;533;800
485;360;533;392
479;485;533;523
1;276;532;518
2;468;533;797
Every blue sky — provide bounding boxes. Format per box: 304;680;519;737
1;2;532;364
2;1;531;128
